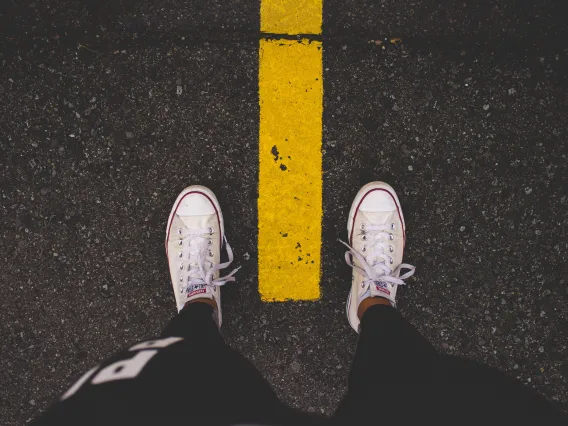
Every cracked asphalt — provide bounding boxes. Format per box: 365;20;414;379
1;1;568;424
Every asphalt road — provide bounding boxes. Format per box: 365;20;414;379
1;1;568;424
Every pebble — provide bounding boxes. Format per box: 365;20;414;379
525;187;533;195
408;165;413;171
125;132;134;139
176;86;183;96
243;252;251;261
508;88;517;95
291;361;301;373
539;346;545;353
460;226;466;232
483;104;490;111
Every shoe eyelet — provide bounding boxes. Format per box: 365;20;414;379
389;234;394;241
362;235;367;241
177;229;183;235
179;276;183;283
391;223;395;230
208;227;214;235
362;246;367;252
178;252;183;258
178;240;183;246
389;245;394;253
208;239;212;245
361;283;365;288
179;264;183;271
360;223;365;230
389;258;394;264
208;251;213;257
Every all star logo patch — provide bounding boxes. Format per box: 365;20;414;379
374;281;391;296
186;284;207;298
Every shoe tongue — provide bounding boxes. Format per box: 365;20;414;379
179;215;210;229
361;211;394;226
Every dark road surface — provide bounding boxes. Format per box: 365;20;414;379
1;1;568;424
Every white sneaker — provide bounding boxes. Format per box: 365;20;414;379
341;182;415;333
165;185;239;327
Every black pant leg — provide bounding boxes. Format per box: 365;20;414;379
440;354;565;420
34;303;312;426
335;304;566;422
334;304;440;419
160;301;225;343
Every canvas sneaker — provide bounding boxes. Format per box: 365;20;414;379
165;185;239;327
341;182;415;333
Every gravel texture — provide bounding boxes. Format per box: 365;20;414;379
1;1;567;424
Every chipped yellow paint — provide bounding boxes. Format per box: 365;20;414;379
260;0;322;35
258;37;323;301
259;0;323;301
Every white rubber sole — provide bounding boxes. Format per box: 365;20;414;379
345;181;406;333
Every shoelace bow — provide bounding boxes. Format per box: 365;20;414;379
178;228;240;288
339;223;415;288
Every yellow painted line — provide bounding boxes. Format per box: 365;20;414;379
258;0;323;301
260;0;322;34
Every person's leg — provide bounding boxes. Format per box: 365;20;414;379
336;301;565;421
440;353;565;419
335;182;565;422
334;302;441;419
34;301;300;425
35;186;317;425
160;298;225;343
335;181;434;420
349;299;440;386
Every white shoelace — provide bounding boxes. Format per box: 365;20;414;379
177;227;240;290
339;223;415;289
